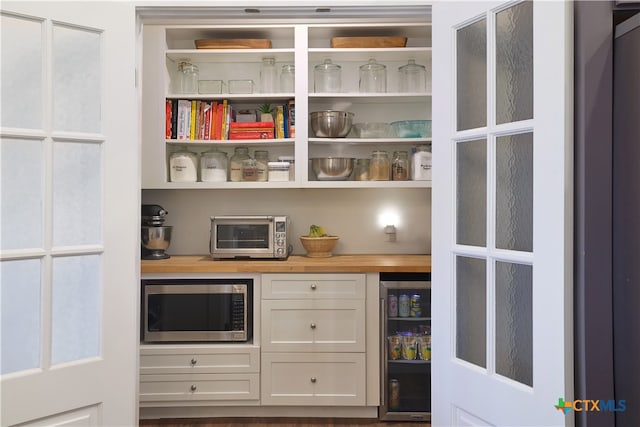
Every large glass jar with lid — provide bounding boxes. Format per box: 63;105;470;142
280;64;295;93
359;58;387;93
392;151;410;181
169;147;198;182
314;59;341;93
369;150;390;181
229;146;250;182
260;57;277;93
398;59;427;93
178;61;199;94
200;148;228;182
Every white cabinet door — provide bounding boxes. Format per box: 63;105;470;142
432;1;573;426
0;2;138;426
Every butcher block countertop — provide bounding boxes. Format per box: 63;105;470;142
141;254;431;274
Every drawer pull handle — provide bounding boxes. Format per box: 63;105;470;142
190;358;197;365
310;377;317;383
310;323;316;329
190;384;197;392
310;283;317;290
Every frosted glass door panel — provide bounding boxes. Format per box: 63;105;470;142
1;138;43;250
53;142;102;247
496;2;533;124
51;255;101;365
52;25;101;133
457;139;487;247
456;256;486;368
496;133;533;251
495;261;532;386
0;13;43;130
456;18;486;131
1;259;42;374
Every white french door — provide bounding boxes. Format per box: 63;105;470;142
1;2;138;426
432;1;573;426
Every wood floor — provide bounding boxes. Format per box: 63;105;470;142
139;417;430;427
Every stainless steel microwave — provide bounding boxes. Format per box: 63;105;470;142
141;279;252;343
210;215;290;260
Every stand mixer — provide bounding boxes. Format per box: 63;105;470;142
141;204;173;260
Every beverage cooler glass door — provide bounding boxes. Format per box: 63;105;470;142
380;276;431;421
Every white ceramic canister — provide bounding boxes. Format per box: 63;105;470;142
169;148;198;182
411;144;432;180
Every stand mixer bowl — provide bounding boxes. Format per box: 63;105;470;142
141;226;172;259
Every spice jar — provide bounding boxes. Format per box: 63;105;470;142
200;148;228;182
369;150;390;181
254;150;269;182
392;151;409;181
169;148;198;182
314;59;341;93
411;144;432;181
398;59;427;93
280;64;295;93
178;61;199;94
260;57;277;93
229;146;250;182
354;158;370;181
359;58;387;93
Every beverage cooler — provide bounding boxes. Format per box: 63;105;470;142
379;272;431;422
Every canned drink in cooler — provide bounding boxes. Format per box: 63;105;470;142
398;294;410;317
388;294;398;317
418;335;431;360
410;294;422;317
389;379;400;410
402;335;418;360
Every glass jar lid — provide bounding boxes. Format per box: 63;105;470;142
360;58;386;71
399;59;426;73
315;58;341;71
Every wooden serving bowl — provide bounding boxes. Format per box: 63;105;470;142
299;236;339;258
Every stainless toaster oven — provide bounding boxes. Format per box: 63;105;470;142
210;215;290;260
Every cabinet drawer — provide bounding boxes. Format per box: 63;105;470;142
140;373;259;402
140;346;259;374
262;273;365;300
262;299;365;352
261;353;366;406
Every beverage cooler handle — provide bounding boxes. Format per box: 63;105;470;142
380;296;387;407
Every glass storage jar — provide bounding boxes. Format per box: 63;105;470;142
314;59;341;93
354;158;370;181
392;151;410;181
254;150;269;182
260;57;277;93
229;146;250;182
359;58;387;93
369;150;390;181
242;158;259;181
169;148;198;182
398;59;427;93
178;61;199;94
200;148;228;182
280;64;295;93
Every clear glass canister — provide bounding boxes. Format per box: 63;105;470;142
411;144;432;181
369;150;390;181
178;61;199;94
280;64;295;93
254;150;269;182
314;59;341;93
260;57;277;93
200;148;228;182
242;158;259;181
359;58;387;93
169;148;198;182
278;155;295;181
229;146;250;182
398;59;426;93
354;158;370;181
392;151;410;181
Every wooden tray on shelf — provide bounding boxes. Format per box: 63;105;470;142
330;36;407;48
195;39;272;49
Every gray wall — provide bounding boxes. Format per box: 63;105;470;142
142;188;431;256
